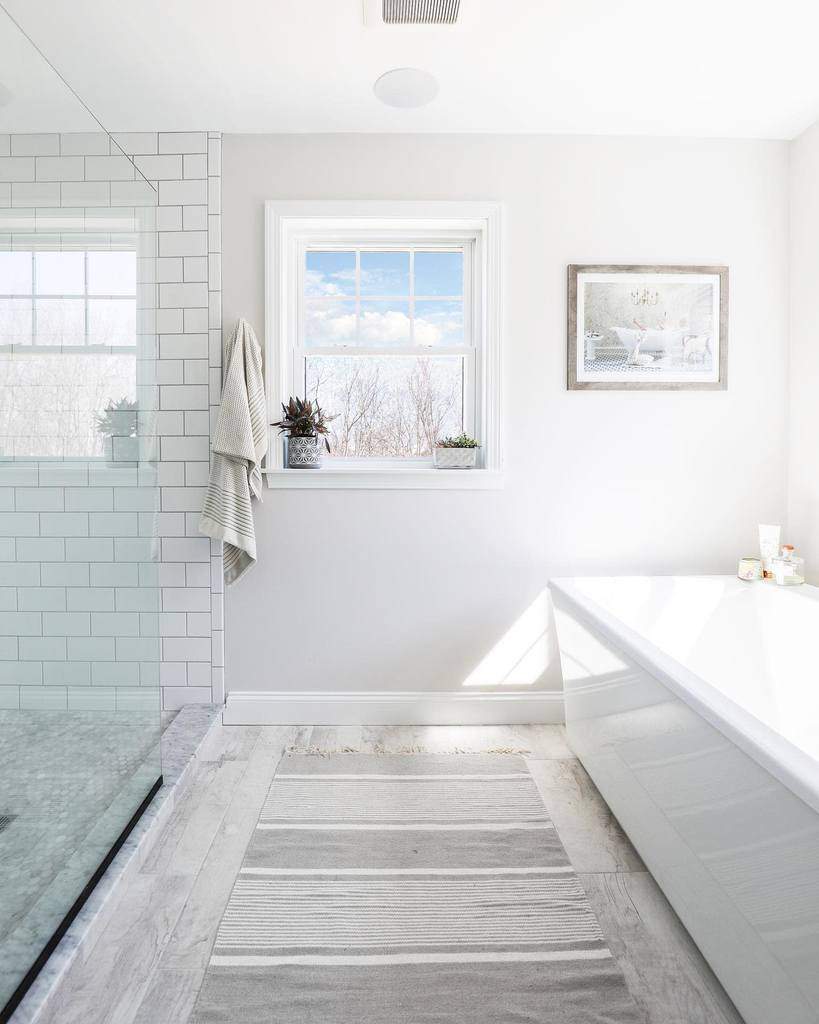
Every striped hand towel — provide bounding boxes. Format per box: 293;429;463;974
199;318;268;585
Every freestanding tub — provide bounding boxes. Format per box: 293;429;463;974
549;575;819;1024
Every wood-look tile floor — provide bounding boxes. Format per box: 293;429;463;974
35;724;745;1024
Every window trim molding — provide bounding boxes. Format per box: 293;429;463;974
263;200;503;490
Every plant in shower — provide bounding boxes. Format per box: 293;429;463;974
95;397;138;464
271;396;336;469
95;397;138;438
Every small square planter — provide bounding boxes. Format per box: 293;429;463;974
433;447;478;469
286;435;322;469
102;433;139;467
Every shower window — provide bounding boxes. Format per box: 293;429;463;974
0;251;136;348
0;250;137;459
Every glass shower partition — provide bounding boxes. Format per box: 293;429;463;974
0;11;161;1021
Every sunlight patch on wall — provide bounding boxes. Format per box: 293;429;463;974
462;590;554;688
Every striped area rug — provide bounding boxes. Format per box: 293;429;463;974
191;754;642;1023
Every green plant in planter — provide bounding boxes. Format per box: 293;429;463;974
95;397;138;438
272;396;336;453
95;397;139;464
436;433;480;449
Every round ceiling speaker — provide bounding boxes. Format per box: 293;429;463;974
373;67;439;108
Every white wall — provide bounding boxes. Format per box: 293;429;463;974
788;120;819;584
222;134;789;705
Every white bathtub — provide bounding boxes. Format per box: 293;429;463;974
549;575;819;1024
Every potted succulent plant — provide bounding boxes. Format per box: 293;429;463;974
95;397;139;465
433;433;480;469
272;396;336;469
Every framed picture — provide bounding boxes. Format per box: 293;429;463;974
567;264;728;390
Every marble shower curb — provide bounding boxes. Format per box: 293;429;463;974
9;705;221;1024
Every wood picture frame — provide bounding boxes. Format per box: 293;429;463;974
567;264;729;391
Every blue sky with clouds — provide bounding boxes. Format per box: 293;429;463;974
304;250;464;346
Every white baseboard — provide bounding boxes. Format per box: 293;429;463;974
222;689;565;726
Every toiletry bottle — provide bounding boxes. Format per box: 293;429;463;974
759;524;781;579
773;545;805;586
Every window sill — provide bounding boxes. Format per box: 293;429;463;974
262;468;504;490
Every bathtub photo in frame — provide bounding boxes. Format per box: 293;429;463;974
567;265;729;390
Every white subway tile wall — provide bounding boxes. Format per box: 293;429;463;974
0;131;222;711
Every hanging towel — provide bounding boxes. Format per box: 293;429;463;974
199;318;268;585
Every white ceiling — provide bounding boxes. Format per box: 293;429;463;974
0;10;97;132
2;0;819;139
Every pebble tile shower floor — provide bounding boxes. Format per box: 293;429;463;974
0;710;160;1011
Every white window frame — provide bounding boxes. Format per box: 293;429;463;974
264;201;503;489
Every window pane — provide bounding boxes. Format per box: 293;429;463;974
0;299;33;345
87;252;136;296
414;251;463;297
359;300;410;345
414;299;464;346
305;251;356;297
88;299;136;346
35;252;84;294
304;299;356;346
306;355;463;458
0;351;135;458
0;252;33;294
36;298;85;345
360;251;409;297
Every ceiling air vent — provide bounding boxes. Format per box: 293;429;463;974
384;0;460;22
364;0;461;25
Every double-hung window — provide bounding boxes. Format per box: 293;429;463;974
0;249;138;459
265;202;502;488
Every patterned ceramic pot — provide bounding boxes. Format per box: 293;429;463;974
287;435;322;469
433;447;478;469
